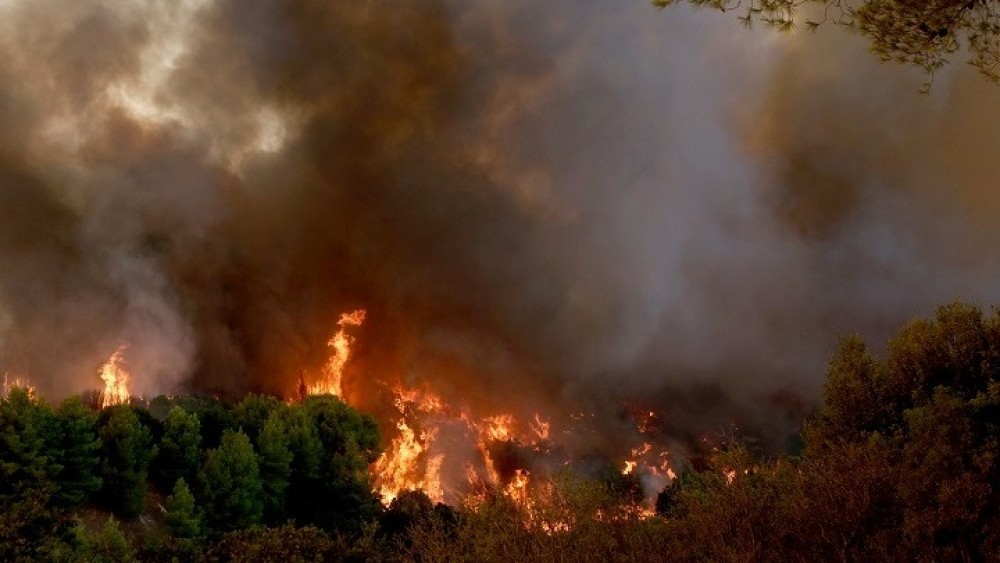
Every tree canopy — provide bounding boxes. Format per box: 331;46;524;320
654;0;1000;82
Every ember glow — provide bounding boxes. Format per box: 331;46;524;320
99;346;131;408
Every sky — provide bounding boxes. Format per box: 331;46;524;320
2;0;1000;448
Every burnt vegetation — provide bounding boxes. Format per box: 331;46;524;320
1;301;999;561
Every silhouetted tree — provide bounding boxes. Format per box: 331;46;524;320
301;395;382;533
654;0;1000;83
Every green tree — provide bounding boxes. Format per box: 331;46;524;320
280;405;324;524
233;394;282;445
199;430;264;533
165;478;202;540
0;388;59;501
654;0;1000;82
153;406;202;490
85;516;135;563
299;396;382;533
53;397;102;508
257;413;293;523
98;407;156;518
173;395;236;449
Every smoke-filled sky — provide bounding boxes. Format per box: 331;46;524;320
2;0;1000;446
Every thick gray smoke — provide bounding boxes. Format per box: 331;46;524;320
1;0;1000;452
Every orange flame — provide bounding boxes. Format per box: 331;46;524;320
374;419;444;504
505;468;531;507
99;346;131;408
2;373;35;398
308;309;365;397
313;307;677;514
483;414;516;442
373;385;446;505
530;413;550;441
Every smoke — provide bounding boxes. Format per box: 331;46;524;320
2;0;1000;453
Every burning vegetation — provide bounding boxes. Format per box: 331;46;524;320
290;308;680;512
4;0;1000;560
3;302;1000;560
99;346;131;409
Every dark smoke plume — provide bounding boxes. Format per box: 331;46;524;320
2;0;1000;456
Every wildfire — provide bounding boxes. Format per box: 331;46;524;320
373;385;446;505
375;419;444;505
307;309;366;397
531;414;550;441
2;373;35;398
315;307;677;515
505;468;532;507
483;414;516;442
99;346;131;408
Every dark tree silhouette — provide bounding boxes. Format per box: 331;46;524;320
654;0;1000;82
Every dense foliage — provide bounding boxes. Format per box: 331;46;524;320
655;0;1000;83
2;301;1000;560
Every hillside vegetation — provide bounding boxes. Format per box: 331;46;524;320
3;302;1000;561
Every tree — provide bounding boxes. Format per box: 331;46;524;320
98;407;156;518
52;397;102;508
85;517;135;563
173;395;236;450
299;396;382;533
801;301;1000;558
654;0;1000;83
165;478;202;540
199;430;264;533
153;406;202;490
0;388;60;502
257;413;293;524
233;394;282;446
280;406;324;524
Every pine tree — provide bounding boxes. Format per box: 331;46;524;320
98;407;156;518
233;394;281;446
153;406;201;489
53;397;102;508
0;388;60;500
164;478;201;540
257;413;293;523
280;406;323;524
302;396;382;533
199;430;263;533
86;517;134;562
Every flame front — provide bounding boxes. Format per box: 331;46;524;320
315;307;675;515
307;309;366;397
99;346;131;408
